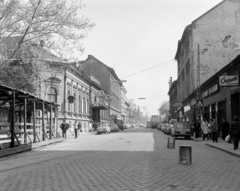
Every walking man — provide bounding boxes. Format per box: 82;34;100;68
74;120;78;138
78;122;82;134
194;119;201;138
60;119;70;139
229;116;240;150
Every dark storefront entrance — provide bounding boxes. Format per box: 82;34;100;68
231;92;239;120
203;106;210;121
211;103;216;120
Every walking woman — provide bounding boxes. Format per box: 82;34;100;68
229;116;240;150
211;119;219;143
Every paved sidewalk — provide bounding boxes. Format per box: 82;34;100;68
192;136;240;158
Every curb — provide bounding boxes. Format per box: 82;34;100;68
32;138;65;149
205;143;240;158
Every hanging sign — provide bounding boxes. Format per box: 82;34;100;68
219;76;239;87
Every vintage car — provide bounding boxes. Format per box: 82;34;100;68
110;124;120;132
96;124;111;135
171;122;191;139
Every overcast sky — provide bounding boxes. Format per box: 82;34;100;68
78;0;222;116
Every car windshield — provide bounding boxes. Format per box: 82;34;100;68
176;124;189;129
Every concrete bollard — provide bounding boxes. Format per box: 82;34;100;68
167;136;175;149
179;145;192;164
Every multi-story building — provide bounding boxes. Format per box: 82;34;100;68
121;86;130;127
38;60;111;133
172;0;240;122
78;55;123;127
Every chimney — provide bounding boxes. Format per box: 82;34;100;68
168;77;172;89
40;40;44;47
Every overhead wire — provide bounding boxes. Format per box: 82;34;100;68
121;59;174;79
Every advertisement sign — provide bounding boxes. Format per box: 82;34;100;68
219;76;239;87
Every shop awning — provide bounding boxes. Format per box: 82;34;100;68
91;105;109;110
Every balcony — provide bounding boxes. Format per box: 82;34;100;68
92;101;109;110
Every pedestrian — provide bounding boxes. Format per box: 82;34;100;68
60;119;70;139
221;118;230;140
211;119;219;143
74;120;78;138
193;119;201;138
229;116;240;150
89;121;92;132
78;122;82;134
201;118;209;141
208;120;212;140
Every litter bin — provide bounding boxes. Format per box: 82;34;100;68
167;136;175;149
179;145;192;164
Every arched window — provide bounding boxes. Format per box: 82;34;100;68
67;90;70;111
47;87;57;103
79;95;82;113
83;97;86;114
73;92;76;113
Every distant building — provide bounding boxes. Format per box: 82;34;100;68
78;55;123;126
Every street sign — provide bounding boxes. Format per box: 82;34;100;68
197;100;203;107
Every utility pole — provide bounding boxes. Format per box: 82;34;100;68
197;44;201;121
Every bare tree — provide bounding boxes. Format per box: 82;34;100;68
0;0;95;91
158;101;169;121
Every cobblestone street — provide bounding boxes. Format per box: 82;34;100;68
0;128;240;191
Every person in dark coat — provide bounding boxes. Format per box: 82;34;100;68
74;120;78;138
229;116;240;150
210;119;219;143
193;119;201;138
221;118;230;140
60;119;70;139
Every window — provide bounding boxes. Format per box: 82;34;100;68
86;98;89;114
47;87;57;103
67;90;70;111
73;92;76;112
79;95;82;113
83;97;86;114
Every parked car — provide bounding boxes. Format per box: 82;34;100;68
165;124;172;135
168;123;174;135
96;124;111;135
110;124;119;132
125;124;131;129
171;122;191;139
157;124;162;130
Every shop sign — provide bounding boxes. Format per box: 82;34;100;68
203;84;218;98
184;105;190;115
219;76;239;87
179;110;182;117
